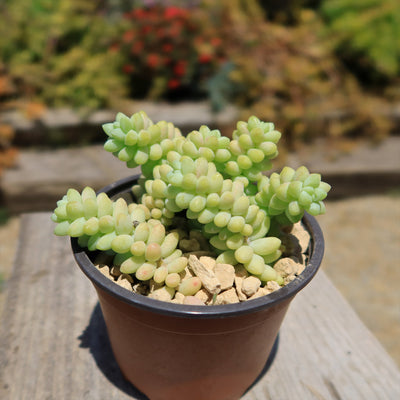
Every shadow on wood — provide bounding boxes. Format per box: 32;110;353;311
78;303;149;400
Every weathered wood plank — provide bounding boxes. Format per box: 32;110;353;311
244;271;400;399
1;213;399;400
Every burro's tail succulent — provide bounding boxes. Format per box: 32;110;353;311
52;111;330;298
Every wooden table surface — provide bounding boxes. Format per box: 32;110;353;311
1;213;399;400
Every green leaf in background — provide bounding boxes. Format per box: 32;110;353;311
321;0;400;79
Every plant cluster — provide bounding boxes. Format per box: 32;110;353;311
115;4;224;100
52;111;330;300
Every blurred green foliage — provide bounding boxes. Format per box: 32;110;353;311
320;0;400;83
205;0;392;145
0;0;127;109
258;0;320;23
0;0;397;145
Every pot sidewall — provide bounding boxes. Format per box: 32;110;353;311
95;284;294;400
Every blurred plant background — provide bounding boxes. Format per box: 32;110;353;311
0;0;399;150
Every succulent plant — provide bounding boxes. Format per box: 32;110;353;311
52;111;330;299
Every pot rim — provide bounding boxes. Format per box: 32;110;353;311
71;174;325;319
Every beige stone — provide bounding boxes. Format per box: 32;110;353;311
296;263;306;275
234;264;249;301
117;274;133;291
242;276;262;297
183;296;205;306
234;276;247;301
266;280;281;292
249;287;271;300
96;264;113;280
284;275;297;285
214;263;235;290
214;288;240;305
199;256;216;271
188;255;221;295
173;292;185;304
179;266;194;281
274;257;299;278
291;222;310;253
148;286;175;302
194;288;213;304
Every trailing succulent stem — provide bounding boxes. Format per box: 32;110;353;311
52;111;330;296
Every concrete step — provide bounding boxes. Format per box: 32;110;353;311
2;101;238;147
1;137;399;214
285;136;400;198
0;146;139;214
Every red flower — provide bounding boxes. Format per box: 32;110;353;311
156;28;166;39
165;7;187;19
132;9;147;19
147;54;160;68
167;25;182;38
168;79;180;89
109;43;120;53
162;43;173;53
141;25;152;35
123;30;135;43
163;57;172;66
173;61;187;77
122;64;134;74
211;37;222;47
198;53;212;64
194;36;204;46
131;41;144;54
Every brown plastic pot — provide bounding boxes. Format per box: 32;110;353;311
72;175;325;400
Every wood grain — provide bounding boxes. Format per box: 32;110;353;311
1;213;399;400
